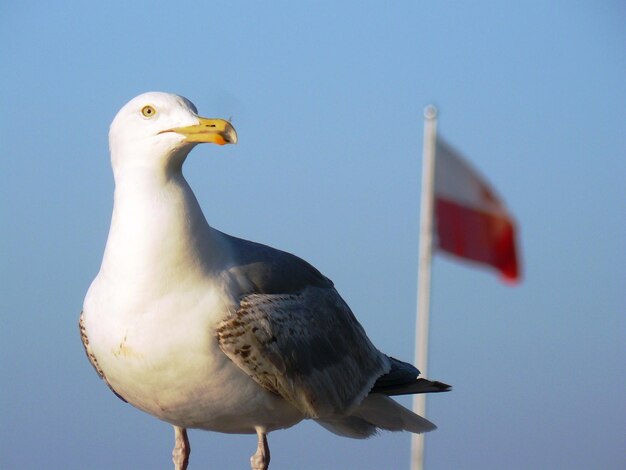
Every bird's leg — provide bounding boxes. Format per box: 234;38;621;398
250;428;270;470
172;426;190;470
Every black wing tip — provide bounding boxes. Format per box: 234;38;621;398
372;357;452;395
430;380;452;392
371;378;452;397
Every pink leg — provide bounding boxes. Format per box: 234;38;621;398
172;426;190;470
250;428;270;470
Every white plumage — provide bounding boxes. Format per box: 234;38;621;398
81;92;449;470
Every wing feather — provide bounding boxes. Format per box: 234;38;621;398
216;286;390;418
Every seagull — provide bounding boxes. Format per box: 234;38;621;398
80;92;450;470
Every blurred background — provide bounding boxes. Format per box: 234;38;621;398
1;1;624;469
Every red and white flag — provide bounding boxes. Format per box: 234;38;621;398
434;139;520;282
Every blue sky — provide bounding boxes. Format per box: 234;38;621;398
1;1;624;469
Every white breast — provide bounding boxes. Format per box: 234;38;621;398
82;275;303;433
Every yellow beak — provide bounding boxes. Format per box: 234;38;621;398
162;117;238;145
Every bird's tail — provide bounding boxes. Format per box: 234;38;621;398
315;394;436;438
353;394;437;433
315;357;450;438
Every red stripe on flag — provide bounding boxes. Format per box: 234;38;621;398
435;197;520;282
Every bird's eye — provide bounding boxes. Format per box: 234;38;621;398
141;105;156;118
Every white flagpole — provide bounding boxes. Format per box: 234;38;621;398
411;105;438;470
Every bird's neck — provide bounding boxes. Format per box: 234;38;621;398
98;168;227;288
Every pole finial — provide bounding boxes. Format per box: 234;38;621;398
424;105;437;120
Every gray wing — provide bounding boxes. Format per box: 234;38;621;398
216;286;391;418
219;232;334;295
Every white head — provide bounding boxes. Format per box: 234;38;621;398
109;92;237;177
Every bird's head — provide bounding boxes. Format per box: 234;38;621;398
109;92;237;177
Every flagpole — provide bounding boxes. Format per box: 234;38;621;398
411;105;438;470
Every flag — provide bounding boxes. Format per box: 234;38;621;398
433;138;520;282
